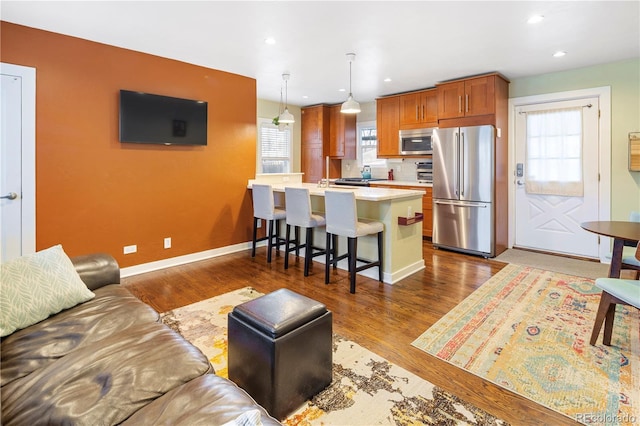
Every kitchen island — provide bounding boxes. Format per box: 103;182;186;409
249;177;425;284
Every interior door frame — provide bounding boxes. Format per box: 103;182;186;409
507;86;612;261
1;62;36;256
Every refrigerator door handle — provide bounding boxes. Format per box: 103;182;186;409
460;132;465;197
434;200;488;208
454;132;459;197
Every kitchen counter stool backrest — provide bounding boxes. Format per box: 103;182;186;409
324;190;383;293
251;184;286;263
284;187;330;276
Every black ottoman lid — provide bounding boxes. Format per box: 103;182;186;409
232;289;328;339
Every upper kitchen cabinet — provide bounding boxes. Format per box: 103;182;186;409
329;104;356;159
301;105;348;183
301;105;329;183
399;89;438;129
436;73;509;127
376;96;401;157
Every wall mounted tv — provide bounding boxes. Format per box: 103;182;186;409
119;90;208;146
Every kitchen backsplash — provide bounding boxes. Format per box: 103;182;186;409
341;158;431;181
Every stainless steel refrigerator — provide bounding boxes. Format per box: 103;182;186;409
432;125;495;257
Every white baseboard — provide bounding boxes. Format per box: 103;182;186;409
121;241;425;285
121;241;260;278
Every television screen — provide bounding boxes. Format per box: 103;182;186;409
119;90;208;146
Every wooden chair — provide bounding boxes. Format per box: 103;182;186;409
590;242;640;346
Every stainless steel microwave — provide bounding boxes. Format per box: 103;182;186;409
399;128;435;155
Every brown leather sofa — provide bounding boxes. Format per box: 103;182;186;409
0;253;281;425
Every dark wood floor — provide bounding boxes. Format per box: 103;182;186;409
123;242;578;425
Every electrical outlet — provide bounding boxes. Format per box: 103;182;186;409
123;245;137;254
164;237;171;249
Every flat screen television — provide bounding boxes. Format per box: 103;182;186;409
119;90;208;146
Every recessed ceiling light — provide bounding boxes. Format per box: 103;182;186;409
553;51;567;58
384;78;392;82
338;88;346;92
264;37;276;45
527;15;544;24
302;95;309;99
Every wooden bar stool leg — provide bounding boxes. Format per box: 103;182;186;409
284;224;291;270
325;232;331;284
331;234;338;271
295;226;300;257
348;237;357;294
267;220;274;263
304;228;313;276
274;219;282;255
377;231;383;282
252;217;259;257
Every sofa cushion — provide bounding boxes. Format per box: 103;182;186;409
1;284;160;387
0;245;95;337
1;321;212;425
122;374;281;426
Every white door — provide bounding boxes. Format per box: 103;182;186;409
514;97;600;258
1;63;36;262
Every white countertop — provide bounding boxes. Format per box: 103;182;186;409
248;182;425;201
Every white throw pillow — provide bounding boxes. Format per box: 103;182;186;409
0;245;95;337
221;409;263;426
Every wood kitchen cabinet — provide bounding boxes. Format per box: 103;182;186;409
370;183;433;238
437;74;503;121
399;89;438;129
329;104;356;159
301;104;349;183
376;96;401;157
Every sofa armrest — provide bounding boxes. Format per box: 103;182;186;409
71;253;120;291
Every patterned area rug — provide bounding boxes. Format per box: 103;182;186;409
160;287;508;425
412;264;640;426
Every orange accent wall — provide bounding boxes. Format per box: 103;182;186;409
1;22;257;267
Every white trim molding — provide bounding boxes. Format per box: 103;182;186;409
1;62;36;256
121;242;256;278
507;86;612;261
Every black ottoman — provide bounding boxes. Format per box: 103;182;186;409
228;289;332;420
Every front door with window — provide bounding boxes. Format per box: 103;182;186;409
514;97;600;258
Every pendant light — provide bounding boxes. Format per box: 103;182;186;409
278;73;295;124
341;53;361;114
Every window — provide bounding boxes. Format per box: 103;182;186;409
357;121;385;167
525;106;584;196
258;119;291;173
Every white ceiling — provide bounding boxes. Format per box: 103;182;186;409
2;1;639;106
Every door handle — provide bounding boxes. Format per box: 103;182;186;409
517;180;525;186
435;200;487;208
460;133;465;197
1;192;18;200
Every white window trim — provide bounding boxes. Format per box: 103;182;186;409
356;120;385;167
257;117;293;174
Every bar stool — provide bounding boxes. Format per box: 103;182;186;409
324;190;383;294
251;184;286;263
283;187;334;276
